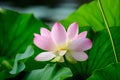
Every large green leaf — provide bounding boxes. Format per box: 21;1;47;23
0;8;48;58
87;62;120;80
60;0;120;31
0;8;49;79
26;64;72;80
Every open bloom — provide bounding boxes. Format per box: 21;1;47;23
34;22;92;63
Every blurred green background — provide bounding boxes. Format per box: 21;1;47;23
0;0;92;25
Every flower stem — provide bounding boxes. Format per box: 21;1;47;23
98;0;118;63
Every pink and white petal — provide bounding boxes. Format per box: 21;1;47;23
51;22;67;45
35;52;56;61
67;22;78;40
40;28;51;37
69;38;92;51
58;50;67;56
34;35;55;51
71;51;88;61
34;33;40;37
78;31;87;39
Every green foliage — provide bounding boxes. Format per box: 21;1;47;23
0;8;48;58
60;0;120;31
87;62;120;80
0;8;48;79
10;45;34;74
26;64;72;80
0;0;120;79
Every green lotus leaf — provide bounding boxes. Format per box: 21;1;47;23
26;64;72;80
88;62;120;80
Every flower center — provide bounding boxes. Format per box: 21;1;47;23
56;40;72;51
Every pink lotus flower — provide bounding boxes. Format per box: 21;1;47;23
34;22;92;63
